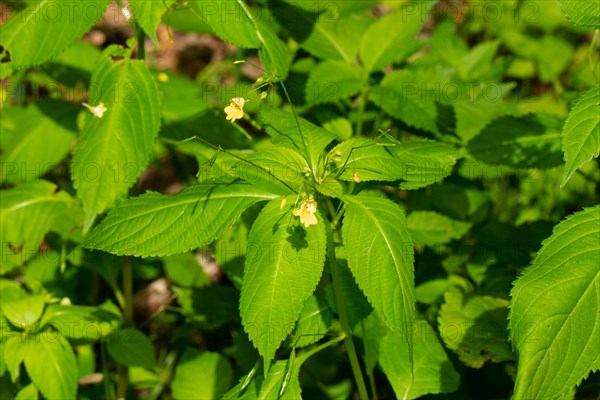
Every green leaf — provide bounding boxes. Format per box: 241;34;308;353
0;181;71;271
172;349;233;399
1;287;45;327
467;113;564;169
438;286;514;368
24;336;78;400
223;359;301;400
371;67;453;135
0;100;77;184
558;0;600;28
240;198;326;371
457;40;500;81
130;0;176;44
294;13;371;64
243;147;309;194
305;60;365;105
325;258;372;330
107;328;156;368
190;0;261;48
393;139;459;190
0;0;110;78
289;292;333;348
15;384;38;400
330;138;458;189
258;106;336;172
509;206;600;400
84;183;278;257
162;253;211;288
40;304;122;341
560;85;600;187
359;6;425;72
342;195;415;334
3;336;28;382
407;211;470;246
72;46;161;231
379;320;460;399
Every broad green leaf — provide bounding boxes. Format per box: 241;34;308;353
255;18;291;80
371;67;455;135
190;0;261;48
342;196;415;334
130;0;176;44
467;113;564;169
240;198;326;371
3;336;28;382
24;336;78;400
438;286;514;368
305;60;365;105
162;253;211;288
380;320;460;399
1;287;45;327
560;85;600;187
453;82;515;142
359;7;426;72
393;139;459;190
288;12;371;64
243;147;309;194
172;349;233;399
0;181;71;271
72;46;161;231
407;211;471;245
457;40;500;81
0;100;77;184
509;206;600;400
223;359;301;400
40;305;122;341
325;258;372;330
330;138;458;189
84;183;278;257
15;384;38;400
329;137;404;182
289;292;333;348
107;328;156;368
558;0;600;28
258;106;336;172
0;0;110;78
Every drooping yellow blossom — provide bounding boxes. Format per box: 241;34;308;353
82;102;107;118
293;198;318;228
224;97;245;122
353;172;361;183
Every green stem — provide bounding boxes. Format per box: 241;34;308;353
361;320;378;400
136;26;146;60
355;88;369;137
117;257;134;399
101;342;114;400
279;82;313;178
329;245;369;400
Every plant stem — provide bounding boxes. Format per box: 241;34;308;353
279;82;313;178
117;257;134;400
136;27;146;60
101;341;114;400
361;320;378;400
355;88;368;137
329;248;369;400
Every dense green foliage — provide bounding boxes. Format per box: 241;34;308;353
1;0;599;399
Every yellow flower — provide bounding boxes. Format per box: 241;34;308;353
293;198;318;228
224;97;245;122
157;72;169;82
82;102;107;118
353;172;361;183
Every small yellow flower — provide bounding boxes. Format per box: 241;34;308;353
260;91;268;100
353;172;361;183
157;72;169;82
293;198;318;228
82;102;107;118
224;97;245;122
